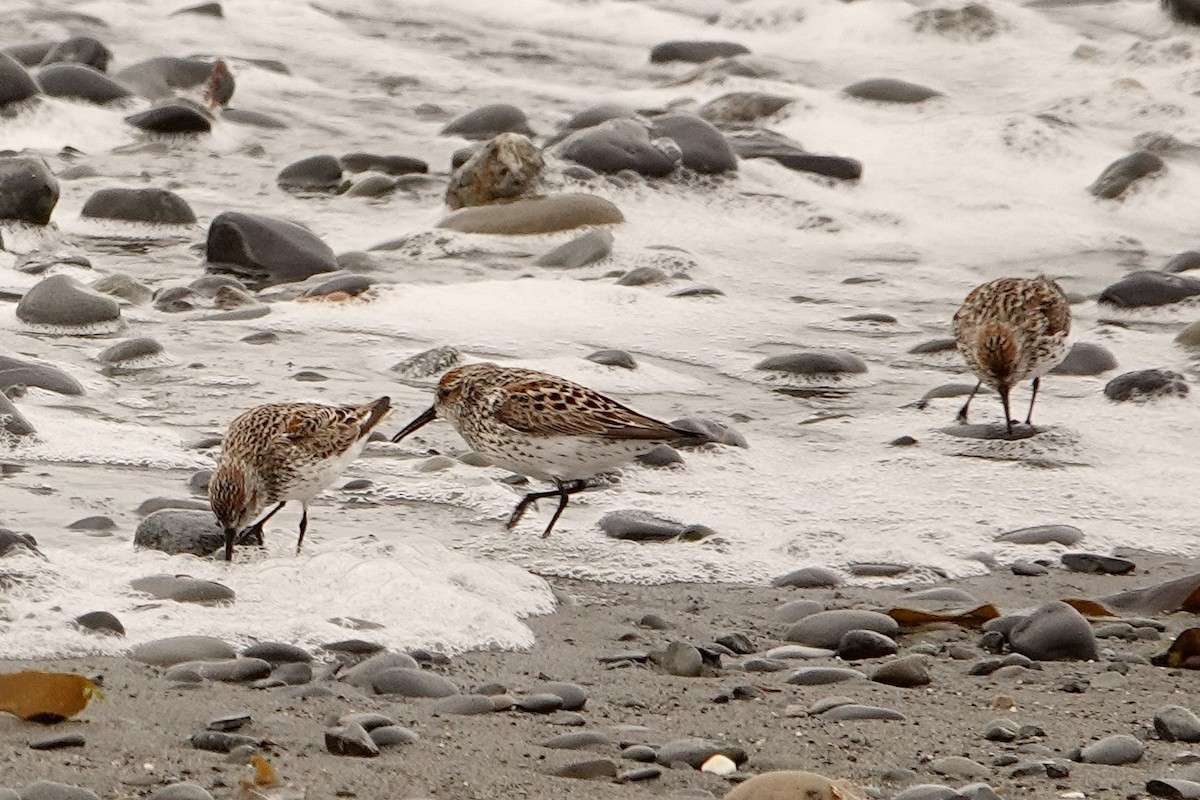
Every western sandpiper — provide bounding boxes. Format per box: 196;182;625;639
391;363;688;537
209;396;391;561
952;275;1070;434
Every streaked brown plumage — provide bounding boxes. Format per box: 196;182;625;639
952;275;1070;434
391;363;688;536
209;397;391;561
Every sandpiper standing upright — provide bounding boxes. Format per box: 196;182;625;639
391;363;689;537
209;396;391;561
952;275;1071;434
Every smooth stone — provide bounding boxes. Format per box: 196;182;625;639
437;193;622;235
1062;552;1136;575
74;611;124;636
0;529;41;557
41;37;111;70
97;337;163;366
650;40;750;64
81;187;195;224
29;733;85;751
130;635;235;666
891;786;963;800
1105;369;1188;402
173;658;270;682
344;173;396;197
536;229;613;269
616;267;668;286
341;153;427;175
785;610;900;648
270;662;312;685
242;642;311;664
433;694;495;715
1078;734;1144;765
2;43;53;67
931;756;990;779
871;655;930;687
541;731;611;751
325;723;379;758
820;703;907;721
337;712;396;731
774;601;826;625
910;337;958;354
586;349;635;370
766;645;836;662
699;92;794;125
206;211;338;288
556;119;679;177
516;693;565;713
1088;150;1165;198
303;274;373;298
136;497;210;514
994;524;1082;545
649;114;737;174
621;744;657;762
838;629;899;660
727;129;862;180
546;710;585;725
219;108;286;129
1099;271;1200;308
598;510;714;542
533;681;588;711
0;52;39;108
147;783;214;800
655;738;746;769
756;351;867;376
1176;320;1200;347
277;154;343;192
0;355;84;395
133;509;223;556
369;725;419;747
0;155;59;225
189;731;259;753
125;103;212;134
1050;342;1117;376
772;567;842;588
547;758;618;780
616;767;663;783
1012;561;1049;576
114;56;231;102
19;783;100;800
371;667;458;698
442;103;533;139
725;771;850;799
0;394;35;437
36;64;132;104
206;714;251;732
172;2;223;16
848;562;909;577
92;274;153;305
1009;601;1098;661
844;77;943;103
445;133;543;209
1156;706;1200;742
1148;778;1200;799
1164;251;1200;273
742;658;789;672
131;574;234;604
322;639;385;655
654;641;704;677
785;667;866;685
18;275;121;328
559;103;641;133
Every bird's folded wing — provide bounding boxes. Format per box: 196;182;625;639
497;383;678;440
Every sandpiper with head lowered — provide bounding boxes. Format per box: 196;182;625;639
209;396;391;561
391;363;689;537
952;275;1070;434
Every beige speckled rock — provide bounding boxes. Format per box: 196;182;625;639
724;770;865;800
436;193;623;235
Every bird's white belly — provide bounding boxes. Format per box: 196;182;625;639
279;439;368;503
471;434;658;482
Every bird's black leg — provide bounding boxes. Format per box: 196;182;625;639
957;381;981;424
1024;377;1041;426
296;506;309;554
542;479;589;538
237;501;285;546
1000;385;1014;436
506;480;588;535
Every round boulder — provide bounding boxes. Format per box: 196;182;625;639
1098;271;1200;308
556;118;679;177
16;275;121;329
755;351;867;376
1049;341;1117;376
134;509;224;556
441;103;534;140
649;113;738;174
1088;150;1164;199
81;187;196;224
785;610;900;649
206;211;338;288
277;154;343;192
844;77;943;103
650;41;751;64
36;63;132;104
0;154;59;224
445;133;544;210
0;355;84;395
1104;369;1188;402
125;102;212;134
436;193;623;235
1008;600;1098;661
40;37;111;71
0;52;39;108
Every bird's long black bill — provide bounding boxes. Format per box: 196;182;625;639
391;405;437;443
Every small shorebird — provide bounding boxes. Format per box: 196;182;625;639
209;397;391;562
391;363;688;537
952;275;1070;434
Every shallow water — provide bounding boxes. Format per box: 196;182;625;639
2;0;1200;658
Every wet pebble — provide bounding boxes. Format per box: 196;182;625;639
1076;733;1144;764
146;784;214;800
772;567;842;589
755;351;867;376
126;102;211;134
650;40;750;64
598;510;714;542
369;725;419;747
1156;706;1200;742
437;192;622;235
130;635;236;666
819;703;906;721
130;574;234;604
785;609;900;648
325;722;380;757
1105;369;1188;402
17;275;122;329
81;187;195;224
994;524;1082;545
133;509;223;556
871;655;930;687
167;658;271;683
1088;150;1164;199
516;693;565;713
441;103;534;139
786;667;866;685
654;738;746;769
586;349;635;369
29;733;85;751
205;211;337;289
541;731;611;751
533;681;588;710
242;642;311;664
0;355;84;395
372;667;458;698
1008;601;1098;661
1050;341;1118;376
1061;552;1135;575
1099;271;1200;308
621;744;657;762
649;113;737;174
73;611;124;636
0;155;58;225
535;228;613;269
844;77;943;103
277;154;343;192
838;629;898;660
433;694;495;715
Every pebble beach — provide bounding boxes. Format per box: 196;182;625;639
4;0;1200;797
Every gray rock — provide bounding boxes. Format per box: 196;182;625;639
616;767;663;783
371;667;459;698
755;351;868;376
820;703;907;721
0;155;58;225
871;655;930;687
772;566;842;588
541;731;611;751
206;714;251;732
130;574;234;604
616;266;668;286
17;275;121;328
129;635;236;666
785;667;866;685
699;92;794;125
556;118;679;177
19;782;101;800
125;102;212;134
74;611;124;636
547;758;618;779
325;723;379;757
931;756;990;779
727;128;863;180
172;2;224;17
649;114;738;174
1099;271;1200;308
41;37;111;70
994;524;1082;545
1061;552;1135;575
535;228;613;269
774;599;826;622
220;108;285;129
1105;369;1188;402
1012;560;1049;576
340;153;428;175
586;349;635;370
189;731;260;752
1050;341;1117;376
1156;706;1200;742
1009;601;1098;661
441;103;534;139
1089;150;1164;199
337;712;396;731
241;642;311;664
134;509;223;556
445;133;543;209
343;173;396;197
0;52;39;108
433;694;495;715
654;738;746;769
838;629;899;660
169;658;270;683
559;103;641;133
516;693;565;713
785;609;900;648
339;653;420;689
1078;733;1143;765
302;274;372;298
277;155;343;192
621;744;657;762
369;725;419;747
1147;778;1200;799
0;355;84;395
206;211;338;289
598;510;714;542
97;337;164;366
1164;251;1200;273
114;56;231;102
136;497;210;515
654;640;704;676
436;192;623;235
269;662;312;685
36;63;132;104
147;783;213;800
649;41;750;64
91;273;153;305
844;78;943;103
81;187;195;224
28;733;85;751
534;681;588;711
891;786;964;800
0;394;35;437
